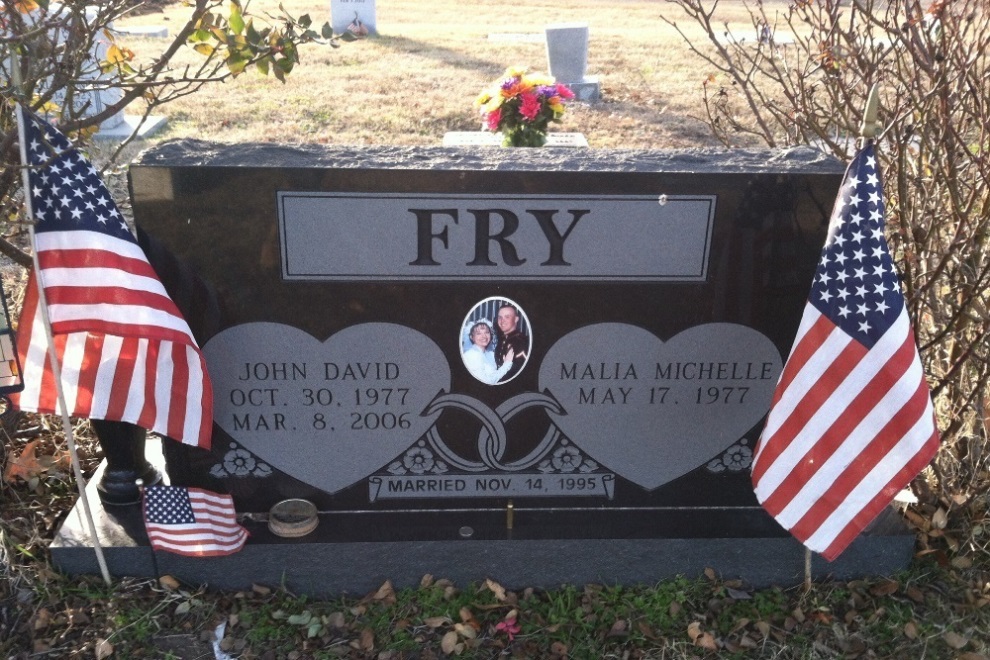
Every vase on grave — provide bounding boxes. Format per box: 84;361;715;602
500;125;549;147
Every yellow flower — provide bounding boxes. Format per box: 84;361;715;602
474;90;493;107
481;96;504;113
504;66;527;78
523;73;554;87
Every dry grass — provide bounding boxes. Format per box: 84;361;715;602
114;0;774;148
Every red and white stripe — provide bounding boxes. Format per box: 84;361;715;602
12;230;212;448
144;488;247;557
752;304;939;560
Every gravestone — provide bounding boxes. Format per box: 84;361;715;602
330;0;376;37
51;143;914;592
16;4;167;139
544;23;601;101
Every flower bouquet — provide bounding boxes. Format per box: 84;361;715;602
474;67;575;147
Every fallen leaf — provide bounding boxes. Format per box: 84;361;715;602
95;639;113;659
454;623;477;639
790;607;805;623
33;608;51;630
3;439;42;483
943;631;969;649
951;556;973;569
726;587;751;600
704;567;717;581
956;653;990;660
669;601;682;617
696;632;718;650
637;621;657;640
687;621;703;641
607;620;627;637
485;578;507;601
459;607;474;623
870;579;899;597
730;618;750;634
441;630;461;655
424;616;450;628
369;580;396;604
550;640;568;655
420;574;434;588
158;575;182;591
904;621;918;639
359;628;375;652
905;586;925;603
755;621;771;638
932;508;948;529
252;584;271;596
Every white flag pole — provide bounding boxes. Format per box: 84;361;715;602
9;55;112;586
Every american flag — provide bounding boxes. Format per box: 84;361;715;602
143;485;247;556
10;110;213;448
751;143;939;561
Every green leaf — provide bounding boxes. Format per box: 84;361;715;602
226;56;248;75
321;23;334;40
287;611;312;626
229;2;245;35
298;13;312;28
193;43;216;56
246;21;261;44
255;56;270;75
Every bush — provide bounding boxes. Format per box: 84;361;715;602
0;0;332;265
667;0;989;529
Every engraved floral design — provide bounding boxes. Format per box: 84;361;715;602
551;445;582;472
536;440;600;474
706;440;753;474
403;446;435;474
387;443;449;476
210;443;273;479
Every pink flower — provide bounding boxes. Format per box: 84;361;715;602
519;93;541;121
495;617;521;641
555;83;575;100
485;108;502;131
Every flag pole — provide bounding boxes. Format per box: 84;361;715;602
9;55;112;586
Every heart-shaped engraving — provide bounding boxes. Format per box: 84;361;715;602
204;322;450;494
539;323;782;490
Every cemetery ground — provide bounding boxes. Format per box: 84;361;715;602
2;0;990;657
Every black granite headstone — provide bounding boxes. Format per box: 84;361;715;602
51;143;914;591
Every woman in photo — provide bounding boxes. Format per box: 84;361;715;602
462;319;515;385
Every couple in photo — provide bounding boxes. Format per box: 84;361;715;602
462;302;528;385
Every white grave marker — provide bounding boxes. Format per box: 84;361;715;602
331;0;376;37
545;22;601;102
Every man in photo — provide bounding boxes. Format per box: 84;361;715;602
495;303;528;382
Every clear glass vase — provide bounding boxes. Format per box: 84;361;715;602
500;126;548;147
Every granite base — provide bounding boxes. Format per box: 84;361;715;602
51;454;916;595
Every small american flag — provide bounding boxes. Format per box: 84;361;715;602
751;143;939;561
10;110;213;448
143;485;247;556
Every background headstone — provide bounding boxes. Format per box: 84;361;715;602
545;23;601;102
16;4;167;139
331;0;376;37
